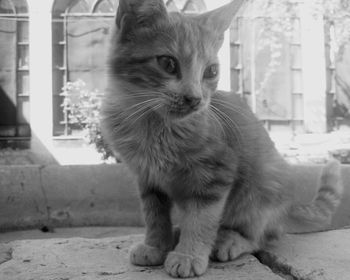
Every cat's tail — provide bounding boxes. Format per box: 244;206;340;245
286;159;343;233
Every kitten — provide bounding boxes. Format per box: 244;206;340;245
101;0;343;278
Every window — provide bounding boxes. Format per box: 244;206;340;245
52;0;206;136
52;0;117;136
230;15;303;133
166;0;206;13
0;0;29;139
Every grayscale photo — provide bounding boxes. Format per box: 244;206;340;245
0;0;349;279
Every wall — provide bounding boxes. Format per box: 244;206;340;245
22;0;236;162
8;0;331;163
0;163;349;232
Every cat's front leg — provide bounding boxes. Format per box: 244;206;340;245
130;188;173;266
164;194;228;278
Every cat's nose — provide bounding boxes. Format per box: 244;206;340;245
183;95;201;109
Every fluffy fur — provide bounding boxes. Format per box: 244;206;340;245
101;0;343;278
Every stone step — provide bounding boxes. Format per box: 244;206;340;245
0;229;349;280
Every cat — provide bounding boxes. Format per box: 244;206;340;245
100;0;343;278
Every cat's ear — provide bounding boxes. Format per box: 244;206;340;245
197;0;246;35
116;0;168;37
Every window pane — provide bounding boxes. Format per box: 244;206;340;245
292;71;303;94
67;17;112;70
12;0;28;13
171;0;188;10
52;69;66;96
183;0;206;13
52;21;64;43
53;44;65;69
0;19;16;69
293;94;303;120
18;45;29;68
0;73;16;125
68;0;89;13
291;44;302;69
292;19;301;44
94;0;116;13
17;96;30;124
166;0;178;11
0;0;14;14
69;69;107;92
17;71;29;95
18;20;29;42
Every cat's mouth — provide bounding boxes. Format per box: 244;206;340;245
158;94;207;120
167;103;203;119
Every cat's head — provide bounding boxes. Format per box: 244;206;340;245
109;0;244;121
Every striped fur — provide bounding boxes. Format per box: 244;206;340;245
286;160;343;233
101;0;343;277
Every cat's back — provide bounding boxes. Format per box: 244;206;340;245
212;91;292;196
211;91;274;152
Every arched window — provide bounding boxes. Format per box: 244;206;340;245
52;0;119;136
51;0;206;136
93;0;116;13
166;0;206;13
0;0;29;141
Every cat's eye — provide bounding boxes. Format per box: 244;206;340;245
203;64;219;79
157;56;178;75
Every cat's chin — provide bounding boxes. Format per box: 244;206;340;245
166;108;203;122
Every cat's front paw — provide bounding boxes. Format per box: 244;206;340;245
164;251;208;278
130;243;167;266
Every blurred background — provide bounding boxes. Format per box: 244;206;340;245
1;0;350;165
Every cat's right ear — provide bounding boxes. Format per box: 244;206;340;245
197;0;247;36
116;0;168;40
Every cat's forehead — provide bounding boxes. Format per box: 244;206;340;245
116;12;221;64
166;13;220;61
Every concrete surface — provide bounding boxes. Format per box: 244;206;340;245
0;164;142;232
0;229;348;280
0;163;350;232
259;228;350;280
0;234;284;280
0;227;145;243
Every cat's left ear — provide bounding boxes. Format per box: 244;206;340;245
197;0;247;35
116;0;168;30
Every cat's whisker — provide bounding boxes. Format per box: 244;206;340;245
210;105;243;148
211;98;251;120
115;88;171;103
130;103;163;126
209;105;230;141
125;98;162;124
115;96;161;105
208;107;227;141
120;99;160;121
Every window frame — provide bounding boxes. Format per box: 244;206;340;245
51;0;206;137
0;0;30;139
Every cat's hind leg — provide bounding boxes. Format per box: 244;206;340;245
211;228;258;261
212;210;284;262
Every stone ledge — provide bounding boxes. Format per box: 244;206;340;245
0;164;349;231
0;234;283;280
0;164;142;232
260;228;350;280
0;229;349;280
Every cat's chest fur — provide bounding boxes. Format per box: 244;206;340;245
116;113;217;188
